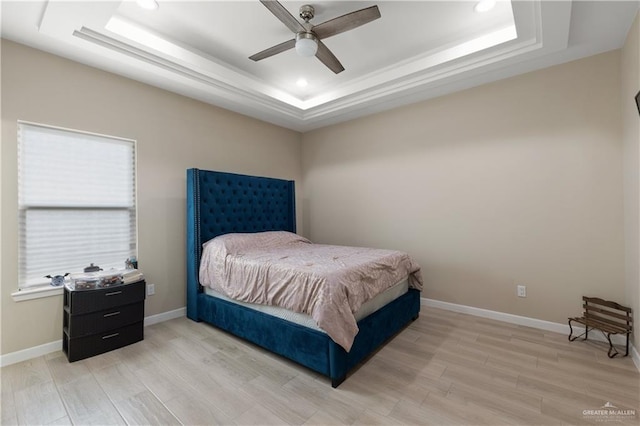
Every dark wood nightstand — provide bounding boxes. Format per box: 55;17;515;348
63;280;146;362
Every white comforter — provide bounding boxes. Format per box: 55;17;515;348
199;231;423;351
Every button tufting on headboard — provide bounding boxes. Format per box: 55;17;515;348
191;169;296;247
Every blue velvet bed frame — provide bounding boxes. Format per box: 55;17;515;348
186;168;421;387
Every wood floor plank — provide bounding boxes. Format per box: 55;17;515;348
515;374;604;409
57;375;125;425
158;354;256;420
539;398;595;426
515;333;598;362
2;306;639;426
144;322;181;345
470;337;540;367
4;356;53;392
441;358;519;389
47;415;73;425
234;349;299;386
240;375;320;425
446;381;553;425
116;339;162;372
206;350;262;383
163;316;217;340
556;352;640;378
199;331;245;354
168;333;228;364
81;349;123;372
594;350;639;370
163;393;235;425
485;355;590;393
91;362;148;402
131;361;195;402
46;352;92;386
303;408;350;425
281;374;334;409
389;398;461;425
418;323;479;344
330;374;401;417
1;367;17;425
308;390;364;425
476;335;559;362
422;390;516;426
234;403;293;426
113;390;181;425
432;345;488;368
352;410;402;425
585;385;640;413
347;358;432;405
281;377;354;425
13;380;66;425
536;357;637;392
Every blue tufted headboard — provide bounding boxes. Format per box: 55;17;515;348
186;168;296;320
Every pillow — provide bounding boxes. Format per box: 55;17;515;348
202;230;310;255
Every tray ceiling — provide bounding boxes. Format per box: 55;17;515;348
2;1;638;131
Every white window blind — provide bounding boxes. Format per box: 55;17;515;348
18;122;137;289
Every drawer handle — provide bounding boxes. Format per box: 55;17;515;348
102;333;120;340
105;291;122;296
103;311;121;318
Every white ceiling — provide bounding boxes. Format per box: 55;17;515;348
1;1;638;132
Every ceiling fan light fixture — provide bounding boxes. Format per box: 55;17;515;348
250;1;379;73
295;33;318;57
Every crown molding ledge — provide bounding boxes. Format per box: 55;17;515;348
6;0;586;131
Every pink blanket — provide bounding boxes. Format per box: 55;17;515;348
199;231;423;351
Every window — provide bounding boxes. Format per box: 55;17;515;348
18;122;137;289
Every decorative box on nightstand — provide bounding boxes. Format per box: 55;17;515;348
63;279;146;362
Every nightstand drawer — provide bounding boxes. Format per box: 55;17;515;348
64;321;143;362
66;281;145;314
66;301;144;337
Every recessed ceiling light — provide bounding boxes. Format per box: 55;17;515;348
136;0;159;11
474;0;496;13
296;78;309;88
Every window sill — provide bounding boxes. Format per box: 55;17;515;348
12;285;64;302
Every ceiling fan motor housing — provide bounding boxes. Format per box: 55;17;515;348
299;5;315;22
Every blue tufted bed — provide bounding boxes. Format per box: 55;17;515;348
186;168;421;387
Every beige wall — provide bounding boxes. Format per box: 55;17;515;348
302;51;625;325
0;40;302;355
1;36;634;357
622;12;640;347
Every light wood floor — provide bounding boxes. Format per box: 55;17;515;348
1;307;638;425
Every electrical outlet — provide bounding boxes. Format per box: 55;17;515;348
517;285;526;298
146;283;155;296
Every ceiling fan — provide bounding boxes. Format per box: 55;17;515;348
249;0;381;74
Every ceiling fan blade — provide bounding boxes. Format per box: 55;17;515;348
315;40;345;74
259;0;306;34
312;5;381;40
249;39;296;61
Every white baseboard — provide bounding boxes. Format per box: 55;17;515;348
3;301;636;372
0;340;63;368
422;298;569;334
0;307;187;368
422;297;638;371
144;307;186;326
